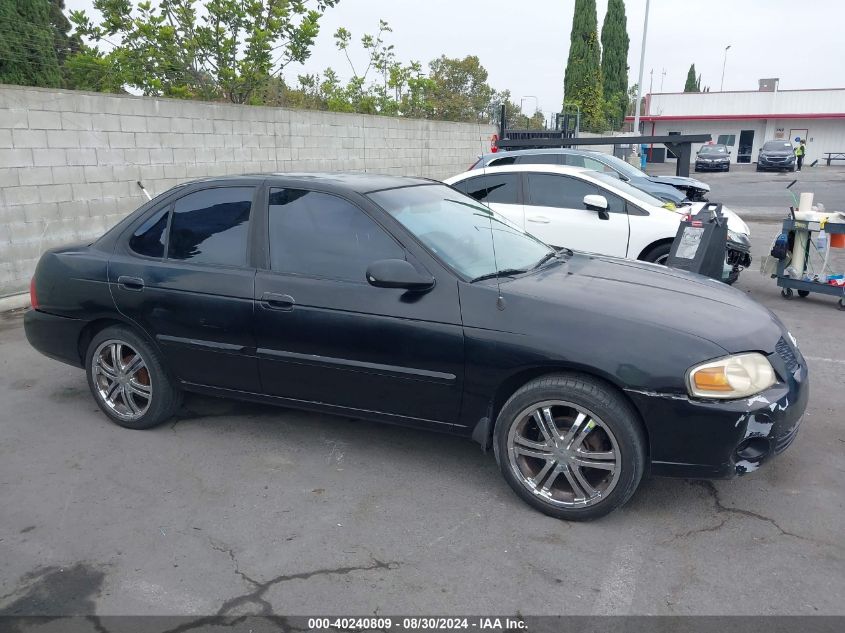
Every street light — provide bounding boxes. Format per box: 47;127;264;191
632;0;650;136
720;45;731;91
519;95;539;128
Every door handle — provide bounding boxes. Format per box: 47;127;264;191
527;215;550;224
261;292;295;311
117;275;145;291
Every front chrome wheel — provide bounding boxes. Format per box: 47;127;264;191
506;400;621;508
90;339;152;422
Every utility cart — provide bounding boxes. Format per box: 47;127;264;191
776;218;845;310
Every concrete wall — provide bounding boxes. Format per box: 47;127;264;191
0;85;495;299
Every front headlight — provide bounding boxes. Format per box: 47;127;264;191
727;229;750;246
687;353;776;399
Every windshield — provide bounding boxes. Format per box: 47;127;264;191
699;145;727;154
589;152;643;179
590;172;666;207
763;141;792;151
369;184;554;281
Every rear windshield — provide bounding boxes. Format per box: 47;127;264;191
763;141;792;150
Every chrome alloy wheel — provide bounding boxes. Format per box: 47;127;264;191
506;400;622;508
655;253;670;265
90;339;152;421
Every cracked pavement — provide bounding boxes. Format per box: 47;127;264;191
0;216;843;617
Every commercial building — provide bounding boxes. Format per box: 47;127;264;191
628;80;845;165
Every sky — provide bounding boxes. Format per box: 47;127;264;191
64;0;844;122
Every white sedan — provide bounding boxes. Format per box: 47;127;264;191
445;164;751;282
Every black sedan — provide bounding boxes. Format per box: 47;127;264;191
25;174;808;520
695;144;731;172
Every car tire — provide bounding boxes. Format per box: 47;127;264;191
756;165;762;172
85;325;182;430
641;242;672;265
494;374;646;521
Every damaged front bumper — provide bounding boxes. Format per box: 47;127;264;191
626;336;809;479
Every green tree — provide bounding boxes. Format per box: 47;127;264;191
70;0;339;103
563;0;605;132
428;55;493;122
600;0;629;130
0;0;63;87
684;64;701;92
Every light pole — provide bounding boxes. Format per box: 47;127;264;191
520;95;539;126
632;0;650;136
720;45;731;91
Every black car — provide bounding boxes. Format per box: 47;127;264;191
757;140;796;171
695;144;731;172
25;174;808;520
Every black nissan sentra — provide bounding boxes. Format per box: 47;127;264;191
25;174;808;520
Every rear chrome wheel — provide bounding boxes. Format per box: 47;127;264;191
91;339;152;422
506;401;621;508
85;325;181;429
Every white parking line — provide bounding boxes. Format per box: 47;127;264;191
592;541;644;615
805;356;845;365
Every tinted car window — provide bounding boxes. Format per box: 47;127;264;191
762;141;793;151
269;188;403;282
516;154;561;165
488;156;517;167
453;174;520;204
167;187;253;266
129;207;169;258
527;174;625;213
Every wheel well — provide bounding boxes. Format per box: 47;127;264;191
488;367;650;458
637;237;673;261
76;318;143;364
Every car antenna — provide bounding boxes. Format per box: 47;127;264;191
786;179;798;220
137;180;152;201
480;120;506;311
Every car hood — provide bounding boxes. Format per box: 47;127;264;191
760;150;793;158
647;174;710;193
697;153;729;159
502;254;782;354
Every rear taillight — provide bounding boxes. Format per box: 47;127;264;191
29;277;39;309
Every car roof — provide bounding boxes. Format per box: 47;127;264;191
446;164;593;182
180;172;437;194
479;147;616;161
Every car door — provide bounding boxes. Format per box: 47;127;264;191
109;184;260;392
451;172;524;229
253;186;464;427
523;173;630;256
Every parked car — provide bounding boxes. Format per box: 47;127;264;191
757;140;796;172
695;144;731;172
470;148;711;203
25;174;806;520
446;165;752;283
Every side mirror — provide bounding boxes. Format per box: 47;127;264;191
584;194;610;220
366;259;435;292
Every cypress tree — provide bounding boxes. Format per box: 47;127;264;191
564;0;605;132
684;64;700;92
600;0;629;130
0;0;62;87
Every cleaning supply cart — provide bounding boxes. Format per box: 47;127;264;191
775;217;845;310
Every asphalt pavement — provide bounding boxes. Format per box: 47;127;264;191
0;177;844;619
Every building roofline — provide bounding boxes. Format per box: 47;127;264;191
625;113;845;122
647;87;845;96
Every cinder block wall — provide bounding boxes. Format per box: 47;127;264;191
0;85;495;298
